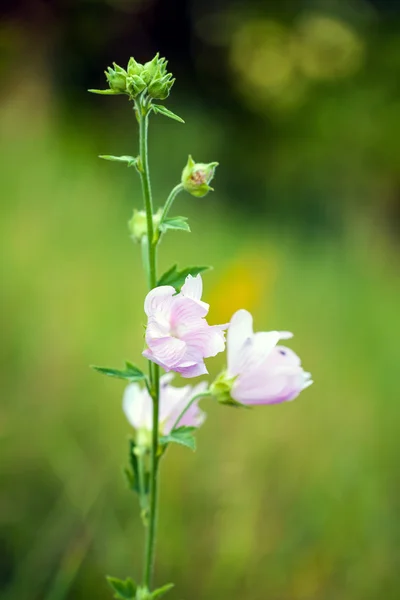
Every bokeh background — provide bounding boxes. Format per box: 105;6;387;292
1;0;400;598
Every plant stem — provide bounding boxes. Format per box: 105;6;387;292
137;99;160;591
171;391;212;431
159;183;184;226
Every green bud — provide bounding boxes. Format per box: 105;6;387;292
210;371;242;407
147;74;174;99
127;56;143;77
127;74;147;97
128;209;162;242
105;64;127;92
142;53;160;84
157;57;169;76
181;155;219;198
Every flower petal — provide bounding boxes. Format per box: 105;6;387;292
145;335;187;369
144;285;175;317
123;383;151;429
181;274;209;312
176;361;208;378
227;309;254;375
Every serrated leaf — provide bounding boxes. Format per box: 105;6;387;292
159;216;191;233
106;576;136;599
159;426;197;451
150;582;175;598
91;361;146;382
88;88;125;95
152;104;185;123
99;155;138;167
157;265;211;290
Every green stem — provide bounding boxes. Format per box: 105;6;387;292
137;99;160;591
159;183;184;226
171;391;212;431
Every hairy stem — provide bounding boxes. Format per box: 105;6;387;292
137;100;160;591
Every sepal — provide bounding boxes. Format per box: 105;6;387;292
210;371;247;407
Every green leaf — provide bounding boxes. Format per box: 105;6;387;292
159;426;197;451
150;583;175;598
157;265;211;290
88;88;125;95
106;576;136;599
152;104;185;123
159;216;191;233
99;155;138;167
91;361;146;382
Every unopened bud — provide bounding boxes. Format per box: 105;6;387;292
105;64;127;92
128;209;162;243
181;155;219;198
127;75;147;97
127;57;144;78
142;53;160;84
147;74;174;99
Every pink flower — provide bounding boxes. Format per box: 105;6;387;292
123;374;206;435
227;309;312;405
143;274;226;377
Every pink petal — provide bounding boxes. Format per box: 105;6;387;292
143;335;187;369
144;285;175;317
176;361;208;378
170;296;208;327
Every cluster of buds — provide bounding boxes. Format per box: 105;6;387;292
103;54;175;100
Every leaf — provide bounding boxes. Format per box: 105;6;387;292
88;88;125;95
157;265;211;290
106;576;136;599
152;104;185;123
150;583;175;598
99;155;138;167
159;426;197;451
159;216;191;233
91;361;146;383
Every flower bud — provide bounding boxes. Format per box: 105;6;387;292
105;63;127;92
128;209;162;242
127;74;147;97
127;57;144;77
142;53;160;84
147;74;175;99
181;155;219;198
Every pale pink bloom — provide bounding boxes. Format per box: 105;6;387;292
143;274;226;377
123;374;207;435
227;309;312;405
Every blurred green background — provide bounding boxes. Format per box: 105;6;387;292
1;0;400;598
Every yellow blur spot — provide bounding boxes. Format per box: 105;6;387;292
208;252;278;323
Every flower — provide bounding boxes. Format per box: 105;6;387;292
143;274;226;377
217;309;312;405
123;374;207;438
